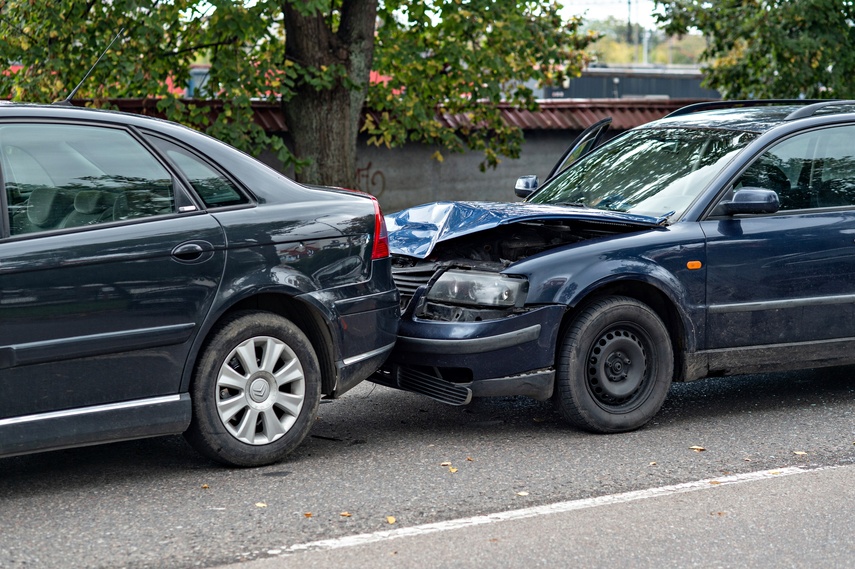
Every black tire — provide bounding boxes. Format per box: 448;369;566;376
554;296;673;433
184;310;321;467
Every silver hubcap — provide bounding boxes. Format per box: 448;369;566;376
215;336;305;445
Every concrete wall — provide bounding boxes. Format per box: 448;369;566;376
351;130;579;214
258;129;586;214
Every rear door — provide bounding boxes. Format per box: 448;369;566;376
0;121;226;419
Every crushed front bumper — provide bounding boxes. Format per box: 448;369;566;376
369;290;565;405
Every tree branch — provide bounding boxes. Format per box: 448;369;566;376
160;39;240;57
0;15;36;42
80;0;98;20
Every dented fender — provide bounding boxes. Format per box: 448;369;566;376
508;222;708;355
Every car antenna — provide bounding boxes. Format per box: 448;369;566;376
54;28;125;106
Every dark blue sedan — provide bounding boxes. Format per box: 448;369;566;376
370;100;855;433
0;103;398;466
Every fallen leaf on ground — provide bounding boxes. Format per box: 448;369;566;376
440;462;452;467
255;502;267;508
709;480;722;485
689;446;706;452
516;491;529;496
386;516;396;524
793;451;807;455
340;512;352;517
201;484;209;489
303;512;312;518
467;457;474;462
449;467;458;473
649;461;657;466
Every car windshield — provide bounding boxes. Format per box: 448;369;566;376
528;128;758;218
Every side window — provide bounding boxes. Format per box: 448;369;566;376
146;136;247;208
0;123;175;236
731;126;855;211
814;127;855;207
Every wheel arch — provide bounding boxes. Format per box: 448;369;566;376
182;292;339;396
560;278;691;383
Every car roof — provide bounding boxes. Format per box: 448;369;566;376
0;101;250;163
0;101;192;132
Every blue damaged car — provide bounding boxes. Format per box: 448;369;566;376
369;100;855;433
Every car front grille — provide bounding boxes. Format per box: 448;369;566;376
397;366;472;406
391;263;437;309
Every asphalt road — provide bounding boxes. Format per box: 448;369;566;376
242;464;855;569
2;365;855;569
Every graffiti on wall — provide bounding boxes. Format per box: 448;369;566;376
355;161;386;198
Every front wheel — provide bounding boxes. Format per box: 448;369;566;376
555;296;673;433
185;311;321;467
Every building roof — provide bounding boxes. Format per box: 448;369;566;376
460;99;707;131
100;97;711;134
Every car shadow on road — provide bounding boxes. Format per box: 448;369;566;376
0;434;218;496
317;365;855;435
658;365;855;424
2;365;854;490
303;365;855;458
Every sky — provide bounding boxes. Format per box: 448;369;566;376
562;0;662;29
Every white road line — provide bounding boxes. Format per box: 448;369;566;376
279;465;824;556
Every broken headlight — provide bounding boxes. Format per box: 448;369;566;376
426;270;527;307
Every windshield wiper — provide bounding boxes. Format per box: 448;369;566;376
553;201;588;208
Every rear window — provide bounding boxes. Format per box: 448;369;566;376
147;136;248;208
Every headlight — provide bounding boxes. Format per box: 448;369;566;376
426;270;527;307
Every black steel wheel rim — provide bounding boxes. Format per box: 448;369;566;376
585;322;655;412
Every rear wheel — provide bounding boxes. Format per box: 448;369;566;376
185;311;321;467
555;296;673;433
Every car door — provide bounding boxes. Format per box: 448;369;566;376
0;121;226;419
701;125;855;350
546;117;612;181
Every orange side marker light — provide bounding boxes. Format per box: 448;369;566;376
687;260;702;270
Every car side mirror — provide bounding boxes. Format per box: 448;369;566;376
721;188;780;215
515;175;538;198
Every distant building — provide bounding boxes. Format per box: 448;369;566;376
545;65;720;100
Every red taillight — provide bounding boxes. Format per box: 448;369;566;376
370;196;390;260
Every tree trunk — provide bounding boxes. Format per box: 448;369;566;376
283;0;377;188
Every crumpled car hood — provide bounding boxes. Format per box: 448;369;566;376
386;201;664;259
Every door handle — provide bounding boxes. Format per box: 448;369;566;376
171;241;214;263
